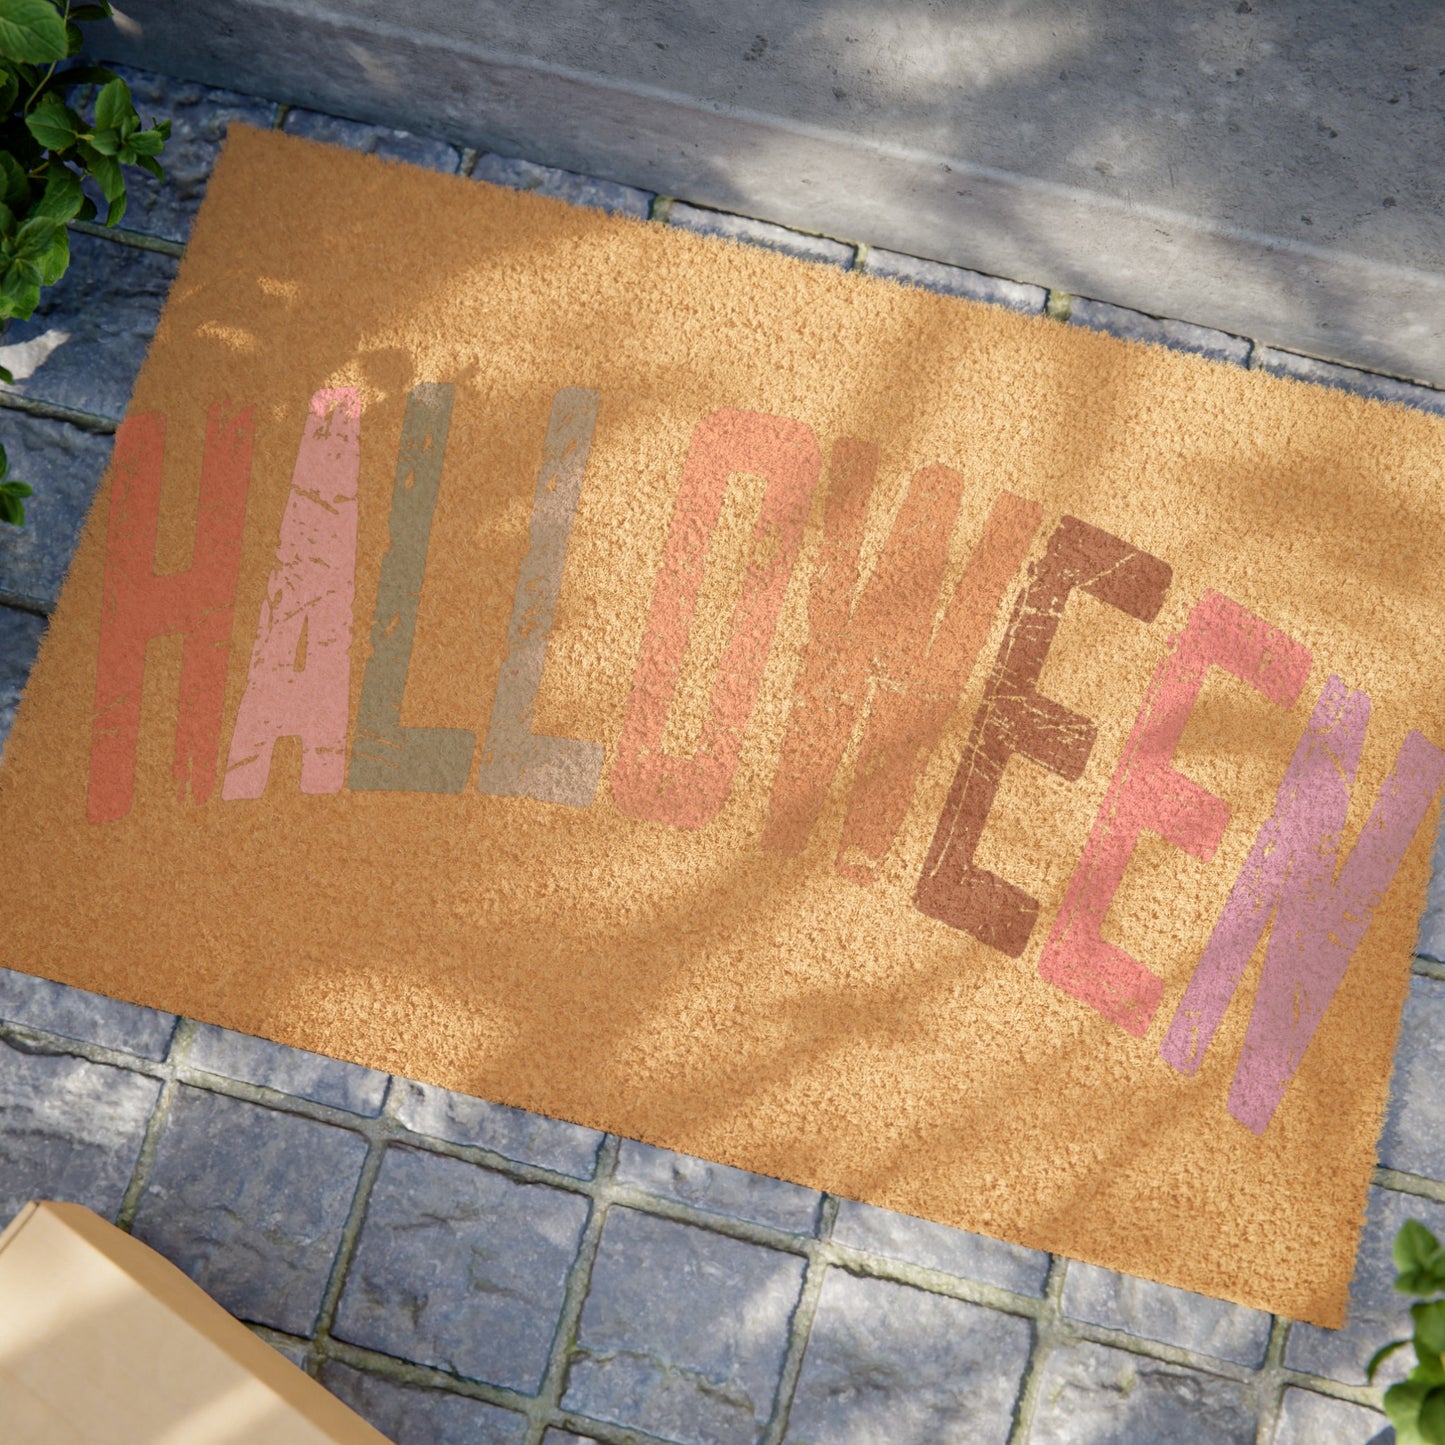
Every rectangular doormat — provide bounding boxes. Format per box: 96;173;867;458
4;125;1443;1327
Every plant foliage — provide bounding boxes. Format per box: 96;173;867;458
1367;1219;1445;1444
0;0;170;521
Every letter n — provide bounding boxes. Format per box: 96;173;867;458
88;405;253;823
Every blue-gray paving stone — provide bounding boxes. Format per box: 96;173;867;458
1378;975;1445;1180
830;1197;1049;1297
130;1085;367;1335
391;1078;602;1177
1069;296;1252;365
334;1144;588;1392
1272;1388;1391;1445
0;413;112;611
262;1335;310;1369
0;607;45;756
75;65;278;243
543;1434;601;1444
859;247;1046;313
785;1269;1030;1445
319;1362;526;1445
1028;1340;1257;1445
283;109;460;173
188;1024;388;1116
614;1139;819;1233
0;968;176;1059
1255;347;1445;416
473;153;652;218
564;1207;805;1445
1286;1185;1445;1386
1421;817;1445;961
0;1035;160;1226
1061;1260;1271;1367
1;232;176;421
668;202;854;268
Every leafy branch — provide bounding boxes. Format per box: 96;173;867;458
1368;1219;1445;1444
0;0;170;523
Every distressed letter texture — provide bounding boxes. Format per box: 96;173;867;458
612;408;821;829
88;404;253;823
349;383;475;793
913;516;1171;955
763;438;1041;884
1039;590;1311;1035
1162;674;1445;1132
476;388;604;807
224;388;361;799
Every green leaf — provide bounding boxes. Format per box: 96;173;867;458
1388;1379;1433;1437
1369;1337;1415;1382
13;212;58;261
103;187;124;226
64;19;82;56
0;441;9;474
33;163;80;220
127;126;164;156
24;92;80;151
1;479;32;499
71;3;113;20
1397;1222;1445;1295
0;0;68;65
0;64;18;112
1397;1222;1443;1275
1422;1387;1445;1445
1418;1303;1445;1358
1400;1261;1445;1297
0;149;28;210
0;491;23;526
87;125;119;155
93;75;130;132
75;191;95;221
82;145;121;200
0;281;38;319
33;220;64;283
0;200;15;236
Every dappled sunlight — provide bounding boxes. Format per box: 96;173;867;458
3;107;1437;1334
0;327;71;383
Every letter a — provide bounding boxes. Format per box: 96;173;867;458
223;388;361;799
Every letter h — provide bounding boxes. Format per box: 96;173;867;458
88;406;253;823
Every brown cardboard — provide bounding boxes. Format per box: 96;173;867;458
0;1201;387;1443
3;125;1444;1325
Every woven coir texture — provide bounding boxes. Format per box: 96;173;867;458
5;126;1444;1326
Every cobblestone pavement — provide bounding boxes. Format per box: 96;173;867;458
2;65;1441;1445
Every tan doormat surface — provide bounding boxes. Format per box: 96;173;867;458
4;125;1443;1327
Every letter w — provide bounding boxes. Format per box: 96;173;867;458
1161;675;1445;1133
763;438;1038;883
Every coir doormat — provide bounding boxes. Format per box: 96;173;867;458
3;125;1443;1327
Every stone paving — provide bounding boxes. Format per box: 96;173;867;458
1;63;1442;1445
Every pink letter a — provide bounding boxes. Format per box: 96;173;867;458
223;389;361;799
